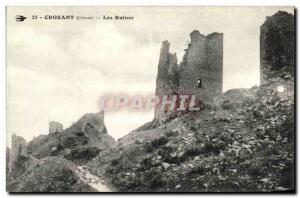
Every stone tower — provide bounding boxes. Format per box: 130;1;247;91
178;30;223;101
155;30;223;120
49;121;63;133
260;11;295;84
155;41;179;96
155;41;179;119
8;134;27;173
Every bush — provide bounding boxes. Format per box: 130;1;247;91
182;144;202;158
144;136;169;152
221;100;235;110
188;164;208;175
74;132;84;137
165;130;178;137
198;137;227;155
164;155;184;164
64;147;100;163
111;157;121;166
151;136;169;147
157;145;174;158
140;157;153;170
148;169;165;190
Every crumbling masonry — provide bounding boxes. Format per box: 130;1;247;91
260;11;294;84
8;134;27;173
49;121;63;133
155;30;223;119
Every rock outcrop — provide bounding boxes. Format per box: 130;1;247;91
26;111;116;160
66;111;116;149
8;111;116;192
49;121;63;133
76;111;107;135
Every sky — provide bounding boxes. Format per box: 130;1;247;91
6;6;294;145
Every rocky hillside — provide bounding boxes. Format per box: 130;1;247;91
7;78;294;192
7;156;97;192
26;111;116;164
88;77;294;192
7;111;116;192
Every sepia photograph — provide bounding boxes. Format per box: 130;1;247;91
6;6;295;193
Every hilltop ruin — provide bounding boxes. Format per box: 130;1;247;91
155;30;223;120
260;11;295;84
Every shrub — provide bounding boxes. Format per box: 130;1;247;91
157;145;174;158
148;168;165;190
151;136;169;147
74;132;84;137
111;157;121;166
182;144;202;158
144;136;169;152
188;164;207;175
222;100;235;110
140;157;153;170
163;155;184;164
202;141;226;155
165;130;178;137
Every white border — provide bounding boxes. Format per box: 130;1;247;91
1;0;299;6
1;1;299;197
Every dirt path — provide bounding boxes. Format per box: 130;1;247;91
74;165;112;192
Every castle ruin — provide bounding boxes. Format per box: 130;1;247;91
260;11;294;84
49;121;63;133
8;134;27;173
155;30;223;119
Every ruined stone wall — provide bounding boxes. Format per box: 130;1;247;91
76;111;106;134
154;30;223;121
178;30;223;102
178;31;207;97
260;11;295;84
49;121;63;133
155;41;179;95
8;134;27;173
74;111;117;148
155;41;179;119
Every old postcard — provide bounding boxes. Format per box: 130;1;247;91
6;6;295;192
